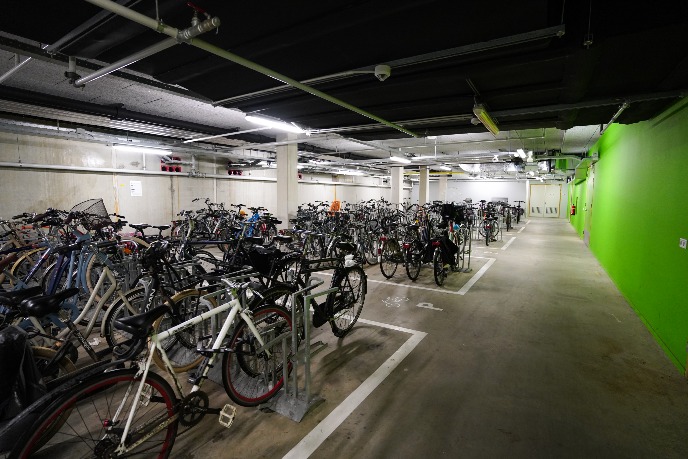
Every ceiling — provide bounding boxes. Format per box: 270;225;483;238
1;0;687;179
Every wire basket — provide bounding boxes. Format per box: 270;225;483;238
70;198;112;231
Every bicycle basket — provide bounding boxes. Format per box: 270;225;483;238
247;245;280;276
69;198;112;230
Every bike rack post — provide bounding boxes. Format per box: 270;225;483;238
461;228;473;273
265;276;338;422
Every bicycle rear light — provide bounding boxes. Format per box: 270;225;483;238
432;240;441;247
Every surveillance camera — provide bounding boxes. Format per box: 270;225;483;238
374;65;391;82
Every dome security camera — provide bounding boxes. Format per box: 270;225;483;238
374;65;391;82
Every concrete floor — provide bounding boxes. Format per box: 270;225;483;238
173;218;688;458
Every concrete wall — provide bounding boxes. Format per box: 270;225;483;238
0;132;400;224
411;179;528;204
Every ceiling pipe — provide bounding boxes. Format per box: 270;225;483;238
182;127;270;144
81;0;418;138
72;16;220;87
600;101;629;134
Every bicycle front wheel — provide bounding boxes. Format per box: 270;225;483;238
222;304;293;407
13;368;178;459
327;265;367;338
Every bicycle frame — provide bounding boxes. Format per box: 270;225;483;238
115;277;280;454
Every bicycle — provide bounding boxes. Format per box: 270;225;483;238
10;271;293;457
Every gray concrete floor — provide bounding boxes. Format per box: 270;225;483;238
173;218;688;458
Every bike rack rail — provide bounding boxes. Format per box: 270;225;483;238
265;276;337;422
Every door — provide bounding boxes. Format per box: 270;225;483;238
528;184;561;218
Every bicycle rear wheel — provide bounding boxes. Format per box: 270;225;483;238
327;265;367;337
222;304;293;407
433;248;446;286
12;368;178;459
379;240;398;278
405;241;422;281
152;289;215;373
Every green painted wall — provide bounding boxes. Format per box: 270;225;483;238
567;179;586;237
577;98;688;373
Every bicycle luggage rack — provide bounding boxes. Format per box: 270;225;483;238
263;276;336;422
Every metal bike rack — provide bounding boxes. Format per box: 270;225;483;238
461;231;473;273
265;276;337;422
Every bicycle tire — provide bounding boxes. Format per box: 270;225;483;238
101;286;146;353
9;247;47;287
405;241;422;281
379;240;398;278
152;289;215;373
221;304;293;407
362;236;378;266
433;248;446;286
12;368;178;459
327;265;367;338
32;346;77;383
85;236;149;302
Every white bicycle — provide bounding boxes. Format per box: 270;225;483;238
11;270;294;458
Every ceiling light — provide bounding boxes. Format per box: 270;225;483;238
472;104;499;136
113;144;171;155
427;135;437;140
492;154;499;162
438;165;452;171
527;151;534;162
517;148;526;158
245;115;305;133
389;156;411;164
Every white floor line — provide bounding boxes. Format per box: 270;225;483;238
359;256;496;296
501;237;516;250
517;226;526;234
283;320;427;459
456;257;496;295
526;220;531;224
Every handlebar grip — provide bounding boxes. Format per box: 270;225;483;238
96;240;119;249
31;212;48;223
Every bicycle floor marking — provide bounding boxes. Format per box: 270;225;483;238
283;319;427;459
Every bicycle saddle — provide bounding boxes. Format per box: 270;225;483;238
19;288;79;318
130;223;151;231
114;305;170;339
0;286;43;306
273;235;292;244
153;225;171;231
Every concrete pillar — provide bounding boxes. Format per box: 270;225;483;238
419;166;430;205
276;133;298;230
438;175;448;202
390;166;404;205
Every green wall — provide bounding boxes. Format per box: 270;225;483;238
573;98;688;373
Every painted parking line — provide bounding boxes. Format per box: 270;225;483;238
355;256;496;296
283;320;427;459
501;236;516;250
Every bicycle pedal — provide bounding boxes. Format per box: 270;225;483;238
219;404;237;428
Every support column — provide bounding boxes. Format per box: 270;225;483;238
390;166;404;206
276;133;298;230
438;175;448;202
419;166;430;205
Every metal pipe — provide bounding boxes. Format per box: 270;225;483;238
601;101;630;134
74;38;177;86
73;16;220;87
0;56;33;85
81;0;418;138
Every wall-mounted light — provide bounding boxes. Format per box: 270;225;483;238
114;144;171;155
246;115;305;133
472;104;499;136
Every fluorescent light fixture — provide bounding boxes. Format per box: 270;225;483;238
297;164;305;169
245;115;305;133
516;148;526;158
438;165;452;171
389;156;411;164
413;155;437;160
113;144;171;155
427;135;437;140
527;151;534;162
472;104;499;136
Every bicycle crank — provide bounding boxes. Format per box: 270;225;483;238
179;391;210;427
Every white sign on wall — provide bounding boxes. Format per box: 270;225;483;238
130;180;142;197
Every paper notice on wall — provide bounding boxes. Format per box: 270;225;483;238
130;180;142;196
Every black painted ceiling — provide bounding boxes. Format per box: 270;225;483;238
1;0;688;141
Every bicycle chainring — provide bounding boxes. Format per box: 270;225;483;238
179;391;210;427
